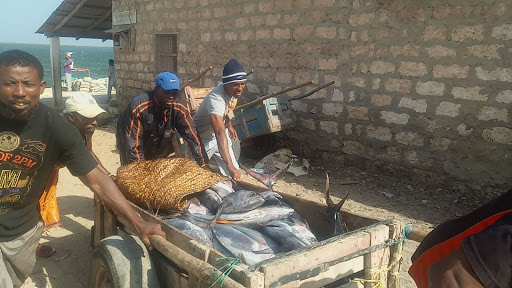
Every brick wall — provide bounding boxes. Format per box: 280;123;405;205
113;0;512;189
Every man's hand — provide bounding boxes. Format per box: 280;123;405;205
228;125;238;141
80;167;167;250
135;220;166;250
228;165;241;181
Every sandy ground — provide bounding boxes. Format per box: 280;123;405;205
20;89;503;287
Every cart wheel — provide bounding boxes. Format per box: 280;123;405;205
89;235;158;288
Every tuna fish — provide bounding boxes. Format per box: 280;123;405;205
209;224;276;266
325;173;349;236
263;219;318;251
259;191;282;206
210;180;234;198
241;160;293;191
191;205;295;228
223;190;265;213
196;188;223;212
166;218;213;247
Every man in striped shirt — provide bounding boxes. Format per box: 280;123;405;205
116;72;208;167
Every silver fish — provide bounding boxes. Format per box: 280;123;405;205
325;173;349;236
192;205;295;228
241;160;293;191
196;188;223;212
231;225;281;253
186;198;213;216
166;218;213;247
223;190;265;213
210;180;234;198
260;191;282;205
263;219;318;251
209;225;276;266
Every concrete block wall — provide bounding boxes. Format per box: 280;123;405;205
113;0;512;189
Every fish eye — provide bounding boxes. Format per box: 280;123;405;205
250;192;256;197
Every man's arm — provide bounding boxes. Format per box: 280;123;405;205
79;166;165;248
227;119;238;141
172;103;208;166
123;112;145;164
428;247;484;288
210;113;240;181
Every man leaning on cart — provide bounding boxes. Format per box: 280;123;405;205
193;58;247;181
116;72;208;167
0;49;166;288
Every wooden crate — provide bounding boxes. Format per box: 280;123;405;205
112;181;404;288
231;98;294;141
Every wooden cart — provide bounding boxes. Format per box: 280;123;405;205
90;181;423;288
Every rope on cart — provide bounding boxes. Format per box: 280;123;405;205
353;224;413;288
209;257;243;288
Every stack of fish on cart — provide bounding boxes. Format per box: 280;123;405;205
116;157;348;267
163;179;318;266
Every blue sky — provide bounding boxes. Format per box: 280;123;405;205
0;0;112;47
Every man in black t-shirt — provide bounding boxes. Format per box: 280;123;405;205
0;50;166;288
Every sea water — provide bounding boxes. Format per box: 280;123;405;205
0;42;114;87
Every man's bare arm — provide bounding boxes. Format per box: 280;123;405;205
210;113;240;181
428;247;484;288
79;166;166;248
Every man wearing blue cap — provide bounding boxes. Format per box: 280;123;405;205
116;72;208;166
193;59;247;181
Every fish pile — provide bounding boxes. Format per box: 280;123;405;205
160;163;349;267
163;181;318;266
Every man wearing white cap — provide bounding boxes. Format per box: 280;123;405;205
36;92;113;258
64;92;114;175
193;59;247;181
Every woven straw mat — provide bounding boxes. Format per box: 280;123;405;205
116;158;227;211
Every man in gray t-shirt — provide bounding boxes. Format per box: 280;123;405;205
193;59;247;181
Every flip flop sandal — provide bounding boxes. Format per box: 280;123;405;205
36;244;56;258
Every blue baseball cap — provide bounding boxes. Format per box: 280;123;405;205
155;72;180;91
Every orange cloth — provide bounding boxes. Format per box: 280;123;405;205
39;167;61;231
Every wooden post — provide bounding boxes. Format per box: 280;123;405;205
49;37;63;111
387;222;403;288
363;224;391;288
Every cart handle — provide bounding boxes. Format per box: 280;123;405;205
288;81;335;101
234;80;314;112
181;66;213;90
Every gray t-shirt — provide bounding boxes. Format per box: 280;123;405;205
193;83;235;140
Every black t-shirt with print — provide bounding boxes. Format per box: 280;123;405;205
0;103;97;241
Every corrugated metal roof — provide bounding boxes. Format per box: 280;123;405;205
36;0;112;40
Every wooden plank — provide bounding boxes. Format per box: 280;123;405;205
387;222;402;288
281;256;364;288
93;195;103;246
103;205;117;238
363;224;391;288
259;222;390;286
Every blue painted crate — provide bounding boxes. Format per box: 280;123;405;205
231;97;294;141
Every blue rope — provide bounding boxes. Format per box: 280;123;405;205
386;224;413;247
209;257;242;288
